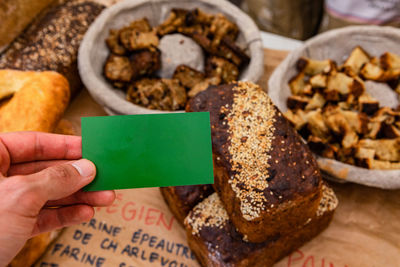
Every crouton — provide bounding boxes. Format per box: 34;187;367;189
358;138;400;161
296;57;336;76
343;46;370;74
287;95;310;110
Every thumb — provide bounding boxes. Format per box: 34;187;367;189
31;159;96;202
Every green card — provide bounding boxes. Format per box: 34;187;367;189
81;112;214;191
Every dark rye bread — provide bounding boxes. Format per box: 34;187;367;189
186;82;322;243
160;185;214;225
184;185;337;267
0;0;104;95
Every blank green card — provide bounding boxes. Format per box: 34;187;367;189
82;112;214;191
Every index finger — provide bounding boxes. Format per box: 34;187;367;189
0;131;82;163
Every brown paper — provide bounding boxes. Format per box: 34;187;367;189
36;188;199;267
36;49;400;267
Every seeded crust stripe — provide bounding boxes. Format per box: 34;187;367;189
185;193;229;236
316;184;338;216
225;82;276;221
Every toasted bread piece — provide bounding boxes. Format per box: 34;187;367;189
358;93;379;115
306;109;330;141
173;65;205;90
157;9;190;36
357;158;400;170
289;71;307;95
187;77;220;98
358;138;400;162
343;46;370;74
296;57;336;76
104;55;133;82
106;29;127;55
380;52;400;71
118;18;158;51
309;73;327;88
209;13;239;47
360;60;385;81
130;48;161;79
325;72;364;101
359;55;399;81
287;95;310;110
284;109;308;130
127;78;187;111
205;56;239;83
305;93;326;110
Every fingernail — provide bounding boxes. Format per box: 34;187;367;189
72;159;95;177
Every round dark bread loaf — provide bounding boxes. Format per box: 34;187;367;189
0;0;105;95
186;82;323;243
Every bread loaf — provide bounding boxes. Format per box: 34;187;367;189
184;185;337;267
160;185;214;225
0;0;54;51
0;0;104;95
8;231;61;267
186;82;322;243
0;70;70;133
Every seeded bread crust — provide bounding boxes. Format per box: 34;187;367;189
0;0;104;95
186;82;322;243
184;185;337;267
160;185;214;225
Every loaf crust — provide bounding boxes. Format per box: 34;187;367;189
0;0;54;51
160;185;214;225
0;70;70;133
186;82;322;242
0;0;104;95
184;185;337;267
8;231;61;267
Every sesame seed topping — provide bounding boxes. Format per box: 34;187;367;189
184;193;228;236
224;82;276;221
316;185;338;216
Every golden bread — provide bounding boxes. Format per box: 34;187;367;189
0;70;70;133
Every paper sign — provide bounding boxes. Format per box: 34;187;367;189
81;112;213;191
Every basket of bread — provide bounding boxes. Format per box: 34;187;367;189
78;0;263;115
269;26;400;189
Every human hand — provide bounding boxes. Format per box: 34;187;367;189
0;132;115;265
